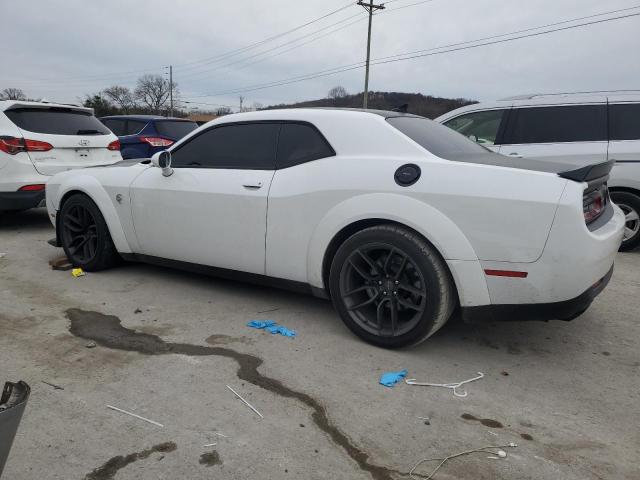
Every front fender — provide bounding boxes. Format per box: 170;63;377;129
51;174;132;254
306;193;485;296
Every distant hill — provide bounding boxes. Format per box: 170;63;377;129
264;91;476;119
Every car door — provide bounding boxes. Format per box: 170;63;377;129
499;103;608;166
130;122;280;275
607;100;640;187
441;108;508;153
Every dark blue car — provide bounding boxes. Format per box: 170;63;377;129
99;115;198;159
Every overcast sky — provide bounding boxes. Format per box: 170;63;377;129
2;0;639;111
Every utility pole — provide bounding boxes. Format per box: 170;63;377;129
239;95;244;113
357;0;385;109
169;65;174;117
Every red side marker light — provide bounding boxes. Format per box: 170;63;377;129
18;184;46;192
484;269;528;278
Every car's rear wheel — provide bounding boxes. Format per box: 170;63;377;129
329;225;456;348
611;191;640;251
59;194;120;271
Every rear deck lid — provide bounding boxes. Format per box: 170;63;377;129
4;104;121;175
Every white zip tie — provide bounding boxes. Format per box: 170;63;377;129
410;442;517;480
106;405;164;427
405;372;485;397
226;385;263;418
214;432;227;438
203;443;217;447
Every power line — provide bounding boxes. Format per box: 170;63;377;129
185;7;640;99
10;2;356;86
176;10;366;81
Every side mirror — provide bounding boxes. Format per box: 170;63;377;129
151;151;173;177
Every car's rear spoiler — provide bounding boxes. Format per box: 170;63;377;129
558;160;615;183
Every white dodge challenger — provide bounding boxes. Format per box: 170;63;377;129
46;109;625;347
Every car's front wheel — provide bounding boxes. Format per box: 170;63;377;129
59;194;120;271
611;191;640;251
329;225;456;348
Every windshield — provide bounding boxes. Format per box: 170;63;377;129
5;107;110;135
155;120;198;139
387;116;489;160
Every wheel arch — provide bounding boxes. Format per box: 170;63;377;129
55;179;132;253
609;186;640;197
306;193;488;306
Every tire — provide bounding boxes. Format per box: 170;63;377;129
59;194;120;271
610;191;640;251
329;225;456;348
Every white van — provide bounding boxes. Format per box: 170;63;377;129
0;101;121;213
436;93;640;250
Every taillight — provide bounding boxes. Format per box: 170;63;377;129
140;136;174;147
18;184;46;192
107;140;120;151
0;136;52;154
583;185;607;224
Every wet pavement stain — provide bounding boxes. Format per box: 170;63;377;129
199;450;223;467
84;442;177;480
520;433;534;441
460;413;504;429
67;309;399;480
206;334;255;345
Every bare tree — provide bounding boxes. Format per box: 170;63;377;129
103;85;136;113
1;88;27;100
251;102;263;111
327;86;348;99
134;74;177;114
215;107;232;116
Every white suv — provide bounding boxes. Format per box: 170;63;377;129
436;93;640;250
0;100;121;213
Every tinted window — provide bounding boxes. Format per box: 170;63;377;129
6;108;110;135
387;116;489;160
609;103;640;140
101;119;126;136
444;109;505;146
126;120;147;135
277;123;334;168
155;120;198;139
505;105;607;144
171;123;278;169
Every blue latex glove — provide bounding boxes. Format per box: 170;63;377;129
247;320;276;329
379;370;408;387
265;325;296;337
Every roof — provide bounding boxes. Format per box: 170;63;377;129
99;115;194;121
0;99;91;113
500;90;640;101
213;107;424;124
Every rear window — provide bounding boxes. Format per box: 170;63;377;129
155;120;198;139
609;103;640;141
5;107;110;135
387;116;489;160
505;105;607;144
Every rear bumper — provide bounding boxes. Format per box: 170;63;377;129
462;264;613;323
0;190;45;211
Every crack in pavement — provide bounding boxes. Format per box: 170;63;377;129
66;309;404;480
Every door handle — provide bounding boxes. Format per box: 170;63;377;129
242;181;263;189
508;152;523;158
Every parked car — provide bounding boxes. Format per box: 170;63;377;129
99;115;198;160
46;109;624;348
436;93;640;250
0;101;121;212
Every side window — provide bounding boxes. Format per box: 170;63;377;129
102;119;126;136
443;110;505;146
171;123;279;169
276;123;335;168
609;103;640;141
505;105;607;144
126;120;147;135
